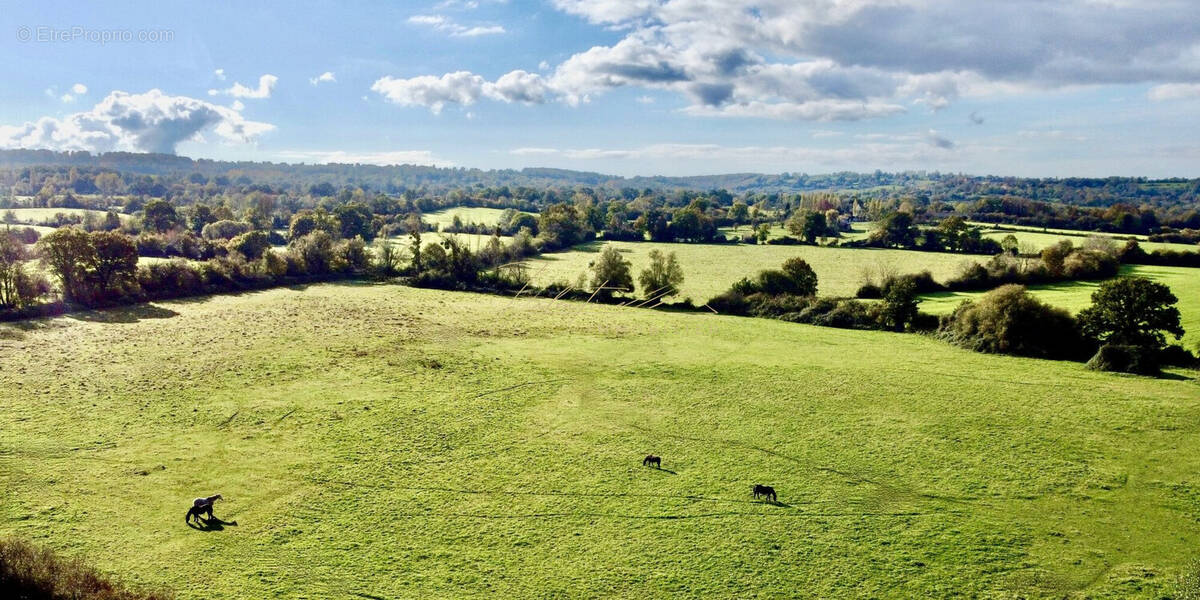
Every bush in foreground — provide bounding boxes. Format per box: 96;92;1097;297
0;538;171;600
938;284;1087;360
1086;344;1161;376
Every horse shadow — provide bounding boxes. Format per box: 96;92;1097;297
188;516;239;531
649;466;678;475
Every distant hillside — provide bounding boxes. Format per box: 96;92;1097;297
1;150;1198;209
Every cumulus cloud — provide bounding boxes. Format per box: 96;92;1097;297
310;71;336;86
71;83;88;95
214;68;226;80
379;0;1200;121
371;69;549;113
0;89;274;154
211;74;278;99
408;14;505;37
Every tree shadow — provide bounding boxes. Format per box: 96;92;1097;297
1157;370;1195;382
69;304;178;324
188;516;238;531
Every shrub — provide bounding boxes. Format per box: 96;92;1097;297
1086;344;1160;375
938;284;1087;360
855;283;882;299
336;237;370;272
226;231;271;260
201;219;251;241
288;231;336;275
137;260;203;300
0;537;172;600
706;290;751;315
135;234;167;257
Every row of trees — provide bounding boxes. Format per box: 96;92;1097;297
705;257;928;333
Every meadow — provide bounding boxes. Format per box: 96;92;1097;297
4;207;135;225
2;283;1199;598
975;226;1195;253
422;207;528;230
525;240;979;300
919;264;1200;351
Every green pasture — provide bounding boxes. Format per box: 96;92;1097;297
977;227;1195;254
1;284;1199;598
3;207;134;225
422;207;528;230
526;240;979;300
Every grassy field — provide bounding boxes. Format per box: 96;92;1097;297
720;221;874;243
422;207;528;230
977;227;1195;254
968;221;1152;240
2;284;1199;598
526;240;979;300
4;207;135;225
920;264;1200;350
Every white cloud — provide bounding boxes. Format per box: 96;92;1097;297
231;100;245;111
71;83;87;95
0;89;274;154
310;71;336;86
60;94;75;103
371;69;550;113
214;68;226;81
510;147;559;155
384;0;1200;121
274;149;455;167
213;74;278;99
408;14;506;37
1148;83;1200;101
371;71;488;114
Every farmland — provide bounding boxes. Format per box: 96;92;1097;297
1;283;1199;598
526;240;979;300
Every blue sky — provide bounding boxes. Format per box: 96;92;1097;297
2;0;1199;177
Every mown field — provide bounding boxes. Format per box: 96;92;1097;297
422;207;527;230
920;264;1200;351
1;284;1199;598
4;207;135;225
719;221;875;243
976;226;1195;254
526;240;979;300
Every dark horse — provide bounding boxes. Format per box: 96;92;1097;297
185;494;222;525
752;484;777;502
642;454;662;468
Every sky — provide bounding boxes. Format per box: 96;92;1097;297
1;0;1200;178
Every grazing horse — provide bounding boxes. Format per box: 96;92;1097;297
642;454;662;468
186;494;222;525
752;484;777;502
